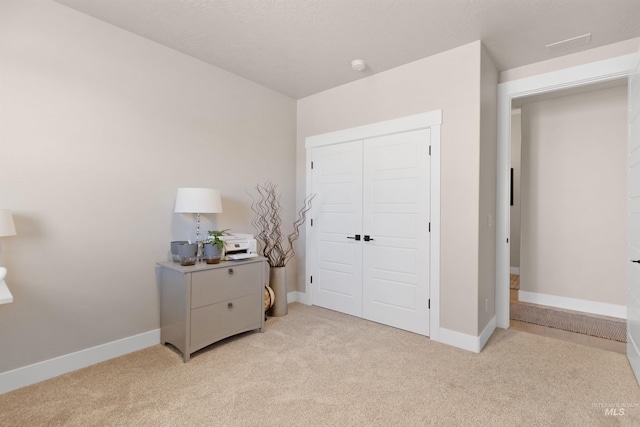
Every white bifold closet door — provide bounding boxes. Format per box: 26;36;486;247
310;140;364;318
311;129;431;336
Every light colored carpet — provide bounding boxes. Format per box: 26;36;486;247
510;303;627;343
1;303;639;426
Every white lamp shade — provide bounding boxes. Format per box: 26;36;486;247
0;209;16;237
174;188;223;213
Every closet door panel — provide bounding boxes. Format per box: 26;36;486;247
362;130;431;335
310;141;364;317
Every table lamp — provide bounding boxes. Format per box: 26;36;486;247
174;187;223;244
0;209;17;304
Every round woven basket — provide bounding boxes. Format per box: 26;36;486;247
264;285;275;312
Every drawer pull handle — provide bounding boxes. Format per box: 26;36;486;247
228;302;233;309
228;268;234;275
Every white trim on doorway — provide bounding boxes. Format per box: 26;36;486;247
304;110;442;341
496;54;635;329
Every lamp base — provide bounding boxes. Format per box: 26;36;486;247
0;267;13;304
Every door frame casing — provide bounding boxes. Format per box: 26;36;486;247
305;110;442;340
496;54;635;328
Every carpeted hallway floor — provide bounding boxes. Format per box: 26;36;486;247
511;302;627;342
510;274;520;290
508;274;626;351
1;303;639;426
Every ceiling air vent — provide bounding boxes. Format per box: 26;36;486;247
545;33;592;54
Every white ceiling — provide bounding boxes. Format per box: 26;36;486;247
54;0;640;99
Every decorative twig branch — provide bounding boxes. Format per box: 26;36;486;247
249;182;315;268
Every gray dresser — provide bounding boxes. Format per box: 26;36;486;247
157;257;267;362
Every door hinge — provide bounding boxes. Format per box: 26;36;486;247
429;146;431;156
310;276;313;283
311;161;314;169
428;299;430;309
310;218;313;227
507;238;509;243
428;222;431;232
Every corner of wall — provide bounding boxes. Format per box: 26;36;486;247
434;316;496;353
477;43;499;334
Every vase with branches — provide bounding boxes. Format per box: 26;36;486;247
249;182;315;268
249;182;314;317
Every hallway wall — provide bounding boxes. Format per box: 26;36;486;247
519;85;627;308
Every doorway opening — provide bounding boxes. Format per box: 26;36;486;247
495;53;635;331
507;80;627;353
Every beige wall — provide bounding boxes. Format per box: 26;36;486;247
0;0;296;373
297;41;486;336
477;45;498;333
519;86;627;305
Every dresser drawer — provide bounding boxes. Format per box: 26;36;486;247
190;292;262;352
191;262;261;309
158;257;266;362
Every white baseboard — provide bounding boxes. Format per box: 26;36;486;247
0;329;160;395
510;267;520;275
287;291;311;305
435;316;496;354
291;291;497;354
518;290;626;319
478;316;497;351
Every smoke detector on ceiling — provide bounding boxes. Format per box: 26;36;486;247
351;59;367;71
545;33;592;54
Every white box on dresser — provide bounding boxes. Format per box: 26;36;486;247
157;256;267;362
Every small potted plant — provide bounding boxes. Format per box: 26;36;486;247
203;229;229;264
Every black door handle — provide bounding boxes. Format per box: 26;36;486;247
364;235;374;242
347;235;361;241
633;260;640;264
